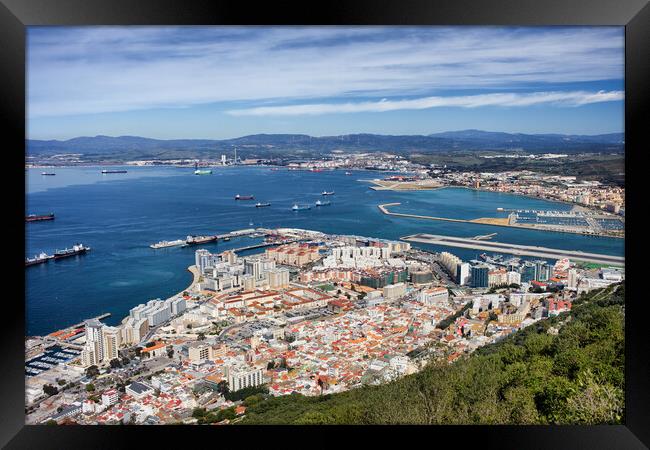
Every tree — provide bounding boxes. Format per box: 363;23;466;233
43;384;58;396
45;420;57;426
85;365;99;378
167;349;175;358
122;357;130;366
56;379;67;386
86;383;95;392
110;358;122;369
197;333;206;341
134;347;142;357
192;407;207;419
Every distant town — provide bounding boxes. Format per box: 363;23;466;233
25;226;624;425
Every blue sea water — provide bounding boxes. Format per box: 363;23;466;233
25;166;624;336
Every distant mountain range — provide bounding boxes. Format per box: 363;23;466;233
27;130;624;160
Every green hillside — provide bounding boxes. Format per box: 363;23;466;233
239;283;624;425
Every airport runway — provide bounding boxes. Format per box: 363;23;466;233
402;233;624;266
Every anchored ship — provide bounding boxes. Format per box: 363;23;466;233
53;243;90;260
255;202;271;208
315;200;331;207
235;194;254;200
41;172;56;176
101;169;127;174
292;203;311;211
321;191;335;196
185;235;217;245
25;252;54;267
150;239;185;249
26;213;55;222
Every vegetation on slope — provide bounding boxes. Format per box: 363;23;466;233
240;283;624;425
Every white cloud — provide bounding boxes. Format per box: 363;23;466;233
225;90;624;116
27;26;624;118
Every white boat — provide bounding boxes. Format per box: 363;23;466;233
150;239;185;249
315;200;331;206
292;203;311;211
321;191;335;195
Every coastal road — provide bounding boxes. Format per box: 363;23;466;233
402;233;624;266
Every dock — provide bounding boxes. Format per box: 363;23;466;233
401;233;624;266
150;228;264;249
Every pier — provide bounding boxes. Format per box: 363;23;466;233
401;233;624;266
150;228;264;249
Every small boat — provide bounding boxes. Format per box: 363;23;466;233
101;170;127;174
315;200;331;207
321;191;335;196
345;172;352;175
292;204;311;211
255;202;271;207
235;194;254;200
194;169;212;175
223;237;231;241
41;172;56;176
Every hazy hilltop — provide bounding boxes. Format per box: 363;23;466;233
27;130;624;161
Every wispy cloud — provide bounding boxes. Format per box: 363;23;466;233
27;26;624;118
226;90;624;116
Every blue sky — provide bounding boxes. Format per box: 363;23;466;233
27;26;624;140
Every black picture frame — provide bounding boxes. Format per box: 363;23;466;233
2;0;647;448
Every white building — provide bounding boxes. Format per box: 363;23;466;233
225;365;265;392
80;319;105;367
382;283;406;300
506;271;521;286
126;381;154;399
456;262;470;285
419;287;449;305
102;326;122;362
101;389;119;407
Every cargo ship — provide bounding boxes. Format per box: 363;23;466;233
26;213;55;222
292;203;311;211
185;235;217;245
150;239;185;249
315;200;331;207
321;191;335;196
41;172;56;176
53;243;90;260
25;252;54;267
235;194;254;200
101;169;127;174
255;202;271;207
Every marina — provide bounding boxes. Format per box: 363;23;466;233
25;345;81;377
